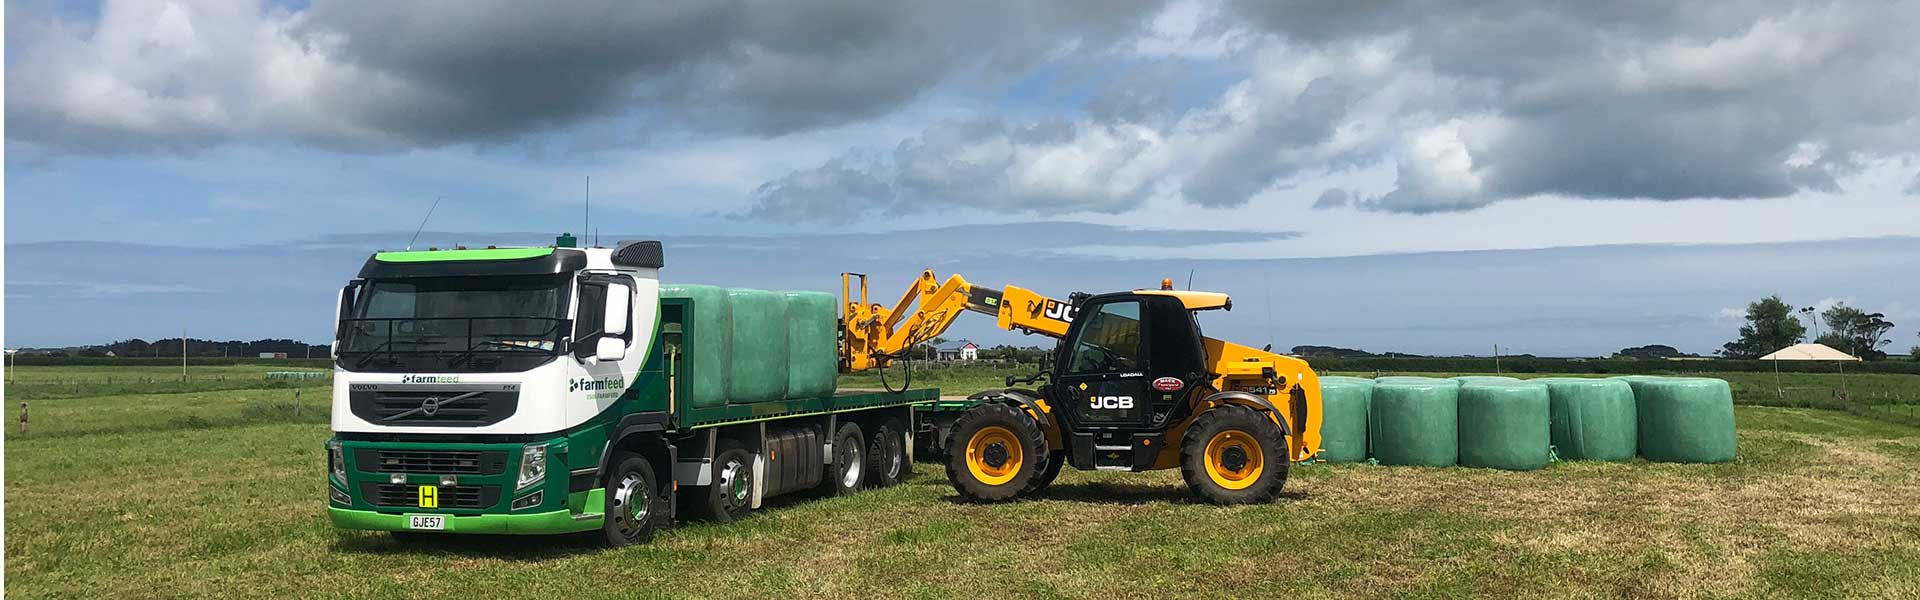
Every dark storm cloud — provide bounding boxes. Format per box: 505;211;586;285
5;0;1165;152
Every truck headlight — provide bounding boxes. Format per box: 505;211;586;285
517;443;547;491
327;439;346;484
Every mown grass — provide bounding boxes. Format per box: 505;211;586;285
8;367;1920;598
3;364;329;400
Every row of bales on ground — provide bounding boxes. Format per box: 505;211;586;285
1316;375;1738;469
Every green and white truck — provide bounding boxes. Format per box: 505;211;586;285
326;236;934;546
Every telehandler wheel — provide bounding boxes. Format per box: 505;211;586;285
944;403;1047;502
1024;450;1066;495
866;417;909;488
820;422;867;496
1180;405;1289;505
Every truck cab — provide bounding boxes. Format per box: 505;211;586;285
326;239;669;540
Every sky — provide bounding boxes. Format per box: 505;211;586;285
5;0;1920;355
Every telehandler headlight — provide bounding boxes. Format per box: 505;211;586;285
517;443;547;491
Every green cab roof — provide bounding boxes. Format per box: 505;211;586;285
373;247;555;263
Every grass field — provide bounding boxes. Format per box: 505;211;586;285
7;365;1920;598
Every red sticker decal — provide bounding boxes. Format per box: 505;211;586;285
1152;377;1184;392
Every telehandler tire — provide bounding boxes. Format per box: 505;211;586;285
944;403;1047;502
1181;405;1289;505
1023;450;1066;496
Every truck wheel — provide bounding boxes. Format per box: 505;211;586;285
1024;450;1066;495
1180;405;1289;505
700;440;756;523
866;417;909;488
820;422;866;496
944;403;1046;502
600;452;664;547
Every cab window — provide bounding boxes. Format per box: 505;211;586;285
1066;300;1142;374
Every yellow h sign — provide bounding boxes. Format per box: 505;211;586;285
418;485;438;508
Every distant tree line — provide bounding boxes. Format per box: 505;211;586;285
1721;295;1907;360
14;338;330;359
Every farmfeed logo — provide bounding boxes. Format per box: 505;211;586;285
570;376;625;393
401;375;462;384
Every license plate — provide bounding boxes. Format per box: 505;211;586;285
407;514;445;530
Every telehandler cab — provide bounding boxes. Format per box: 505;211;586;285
840;271;1321;504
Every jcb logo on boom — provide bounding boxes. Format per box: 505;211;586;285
1088;395;1134;410
1042;299;1077;323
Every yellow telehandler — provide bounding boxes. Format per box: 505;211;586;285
840;270;1321;504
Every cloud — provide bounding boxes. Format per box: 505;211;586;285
5;0;1166;152
1311;189;1348;210
746;1;1920;220
1715;307;1746;320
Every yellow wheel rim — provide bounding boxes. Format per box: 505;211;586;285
965;426;1024;486
1203;430;1263;490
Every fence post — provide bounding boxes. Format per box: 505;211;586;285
294;388;301;419
19;402;27;433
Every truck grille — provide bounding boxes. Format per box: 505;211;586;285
347;383;519;427
360;483;502;510
354;449;508;475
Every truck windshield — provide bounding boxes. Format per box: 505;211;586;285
338;275;570;373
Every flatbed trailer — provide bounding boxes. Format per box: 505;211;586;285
326;240;939;546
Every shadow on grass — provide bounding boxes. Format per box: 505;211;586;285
331;531;603;561
943;480;1310;505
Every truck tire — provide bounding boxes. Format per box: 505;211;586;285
866;416;909;488
600;452;664;547
1024;450;1066;495
944;403;1046;503
696;440;756;523
1180;405;1289;505
820;422;866;496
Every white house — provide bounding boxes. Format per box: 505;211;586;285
933;339;978;362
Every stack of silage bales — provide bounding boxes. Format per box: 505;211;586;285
1309;373;1733;468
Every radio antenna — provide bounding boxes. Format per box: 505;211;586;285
584;176;591;243
406;196;440;251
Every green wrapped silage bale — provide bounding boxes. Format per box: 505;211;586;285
1629;377;1737;463
1374;376;1461;387
725;288;789;403
783;291;839;399
1367;378;1458;467
1452;376;1521;385
661;284;731;409
1534;378;1637;462
1456;382;1551;470
1317;376;1374;463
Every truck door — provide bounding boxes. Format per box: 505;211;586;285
1052;298;1152;429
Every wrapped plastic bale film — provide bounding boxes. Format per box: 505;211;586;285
1374;376;1462;387
660;284;731;409
782;291;839;399
1456;382;1552;471
1316;376;1375;463
725;288;790;403
1452;376;1522;386
1632;377;1738;463
1367;378;1459;467
1534;378;1637;462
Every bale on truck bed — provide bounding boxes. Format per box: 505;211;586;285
1534;377;1637;462
1618;377;1737;463
662;284;733;409
1317;376;1374;463
783;291;839;399
1368;377;1459;467
726;289;790;403
1456;381;1551;471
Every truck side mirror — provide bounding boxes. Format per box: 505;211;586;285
595;337;627;362
603;283;631;336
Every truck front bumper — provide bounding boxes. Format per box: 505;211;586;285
329;506;600;535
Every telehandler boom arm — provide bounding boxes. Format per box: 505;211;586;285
839;270;1072;372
